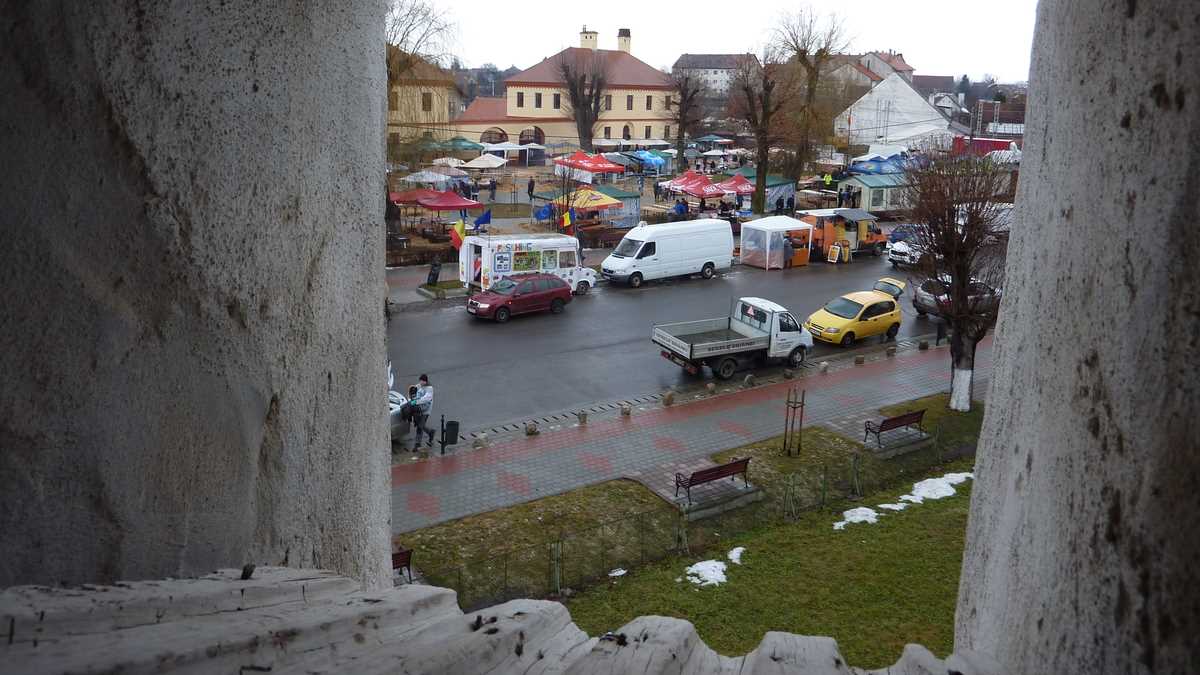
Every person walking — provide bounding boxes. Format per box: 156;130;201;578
410;374;435;450
774;196;785;216
526;176;535;203
489;177;497;201
786;195;795;214
782;236;794;269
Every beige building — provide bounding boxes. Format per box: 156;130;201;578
453;27;675;150
386;47;462;146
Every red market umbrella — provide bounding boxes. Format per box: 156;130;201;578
390;188;440;205
680;175;728;199
717;174;756;195
415;190;484;211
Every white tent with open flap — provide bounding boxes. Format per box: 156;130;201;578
462;153;507;170
739;216;815;270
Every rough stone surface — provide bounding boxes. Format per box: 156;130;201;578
0;569;1001;674
0;2;390;587
955;0;1199;672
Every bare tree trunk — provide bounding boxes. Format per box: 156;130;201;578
752;140;769;214
949;330;976;412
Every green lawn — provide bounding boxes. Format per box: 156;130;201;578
565;458;975;669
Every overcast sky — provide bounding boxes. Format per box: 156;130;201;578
448;0;1038;83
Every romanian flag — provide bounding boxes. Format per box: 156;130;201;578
561;207;575;232
450;219;466;250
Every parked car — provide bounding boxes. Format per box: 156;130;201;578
804;279;906;347
888;239;934;268
912;276;1003;317
601;219;734;288
466;273;573;323
387;362;410;440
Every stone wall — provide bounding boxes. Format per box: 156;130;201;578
0;1;391;588
955;0;1199;672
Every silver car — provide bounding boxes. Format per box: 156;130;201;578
912;277;1002;318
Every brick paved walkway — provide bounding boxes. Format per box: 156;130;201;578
392;339;992;533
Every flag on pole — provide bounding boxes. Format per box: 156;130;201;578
474;209;492;227
534;203;552;220
561;207;575;231
450;219;466;250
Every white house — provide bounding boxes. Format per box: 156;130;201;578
672;54;758;95
835;73;966;146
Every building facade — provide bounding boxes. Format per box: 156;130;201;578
671;53;758;95
453;27;675;150
387;48;462;146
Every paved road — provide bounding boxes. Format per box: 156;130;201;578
387;256;938;432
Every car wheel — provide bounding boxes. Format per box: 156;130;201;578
873;242;885;257
788;347;806;368
886;323;899;339
574;280;590;295
701;263;715;279
629;273;643;288
716;357;738;380
891;261;899;269
494;307;510;323
840;332;855;347
550;298;565;314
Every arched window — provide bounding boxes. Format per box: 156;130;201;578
622;125;632;140
480;127;508;144
518;127;545;145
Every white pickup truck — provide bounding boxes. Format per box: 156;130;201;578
652;297;813;380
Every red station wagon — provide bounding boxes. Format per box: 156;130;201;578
466;273;574;323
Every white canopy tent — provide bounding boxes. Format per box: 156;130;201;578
590;138;620;148
851;144;908;162
431;157;465;167
702;149;727;157
483;141;524;153
639;138;670;147
462;153;508;169
739;216;813;270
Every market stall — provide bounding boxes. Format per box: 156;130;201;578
739;216;814;270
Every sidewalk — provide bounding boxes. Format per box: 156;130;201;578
392;339;992;533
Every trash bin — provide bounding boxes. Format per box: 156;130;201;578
427;261;442;286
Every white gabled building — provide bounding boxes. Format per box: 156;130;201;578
835;73;967;146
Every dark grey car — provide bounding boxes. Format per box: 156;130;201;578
913;277;1002;317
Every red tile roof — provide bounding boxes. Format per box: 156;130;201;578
874;51;914;73
507;47;674;90
456;97;508;123
850;62;882;82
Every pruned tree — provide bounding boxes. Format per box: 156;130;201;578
729;50;790;213
773;8;849;175
557;52;609;152
670;72;708;163
903;153;1010;412
385;0;454;84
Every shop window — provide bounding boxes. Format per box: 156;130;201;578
421;92;432;112
541;249;557;269
871;189;883;207
559;250;577;268
603;126;611;139
645;125;652;138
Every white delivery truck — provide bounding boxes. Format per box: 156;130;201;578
459;233;598;295
601;219;734;288
652;297;813;379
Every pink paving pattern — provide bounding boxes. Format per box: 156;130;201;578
653;436;687;453
406;491;440;518
497;470;532;496
578;452;612;473
717;419;754;437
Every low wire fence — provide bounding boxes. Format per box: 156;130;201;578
424;425;956;611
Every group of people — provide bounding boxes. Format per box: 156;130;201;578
399;374;435;451
452;177;499;202
773;195;796;216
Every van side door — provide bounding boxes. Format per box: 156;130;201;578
635;240;658;279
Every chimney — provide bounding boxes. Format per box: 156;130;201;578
580;25;597;50
617;28;631;53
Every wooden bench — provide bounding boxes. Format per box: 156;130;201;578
864;409;926;448
675;458;750;504
392;548;413;584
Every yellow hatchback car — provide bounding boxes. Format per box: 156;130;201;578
805;278;907;347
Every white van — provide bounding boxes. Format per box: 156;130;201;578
601;219;734;288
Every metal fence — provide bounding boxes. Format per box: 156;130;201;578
427;427;953;611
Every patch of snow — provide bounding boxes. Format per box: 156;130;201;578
900;472;974;504
684;560;728;586
727;547;746;565
608;568;626;577
833;507;880;530
878;503;908;511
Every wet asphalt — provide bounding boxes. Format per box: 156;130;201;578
387;256;938;432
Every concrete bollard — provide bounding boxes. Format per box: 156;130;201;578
705;382;717;394
854;355;866;365
782;369;795;379
918;340;930;351
886;346;897;357
525;421;539;436
819;361;830;374
620;404;632;417
575;411;588;425
742;374;756;388
662;390;675;406
472;433;488;450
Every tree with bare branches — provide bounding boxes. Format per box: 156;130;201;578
557;52;609;152
903;153;1010;412
730;52;791;213
669;72;708;161
385;0;454;85
774;8;849;175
